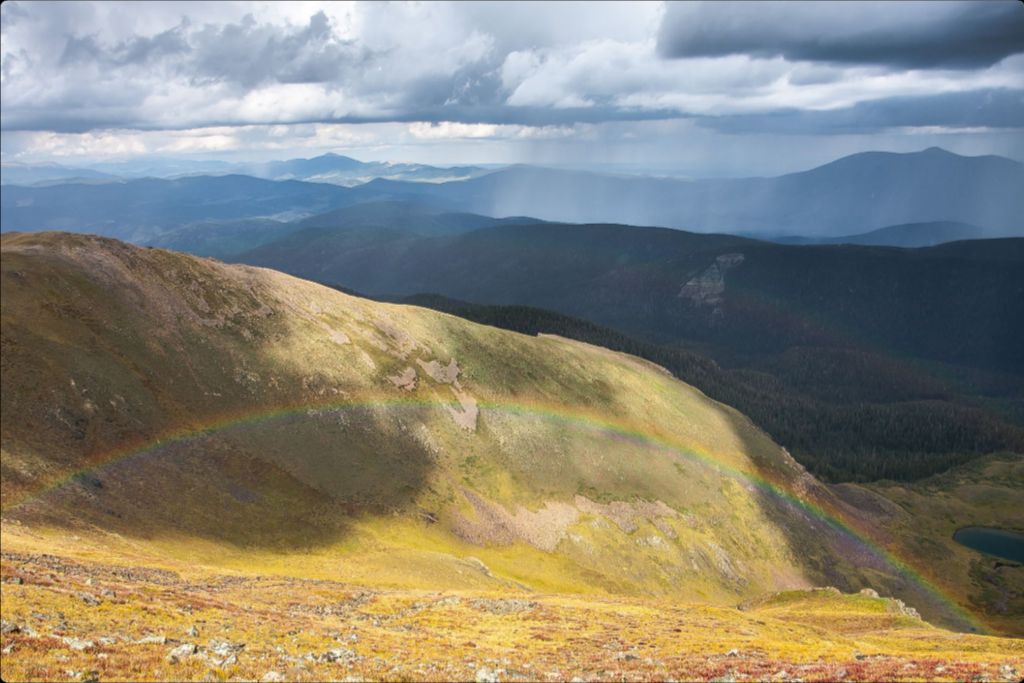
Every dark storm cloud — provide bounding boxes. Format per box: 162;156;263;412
0;101;683;135
658;1;1024;69
59;24;189;67
186;12;371;88
699;88;1024;135
52;12;367;88
2;0;1022;146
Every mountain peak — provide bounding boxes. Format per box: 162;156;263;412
919;146;955;156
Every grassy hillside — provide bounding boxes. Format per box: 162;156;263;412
240;223;1024;482
2;232;1014;638
0;231;813;604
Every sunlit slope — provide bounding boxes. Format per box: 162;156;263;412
0;232;988;630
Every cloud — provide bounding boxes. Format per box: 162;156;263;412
700;88;1024;135
408;121;576;140
658;1;1024;69
1;0;1021;167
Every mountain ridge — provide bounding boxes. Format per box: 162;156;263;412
4;230;1016;636
4;147;1021;241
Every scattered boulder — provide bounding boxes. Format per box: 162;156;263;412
476;666;500;683
1;619;21;634
135;634;166;645
75;592;101;606
166;643;197;662
205;639;244;667
887;598;921;620
468;598;537;615
260;672;286;683
320;646;358;663
62;636;94;651
859;588;880;598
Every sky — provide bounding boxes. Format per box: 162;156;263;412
1;0;1023;177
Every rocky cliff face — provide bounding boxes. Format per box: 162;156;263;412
678;253;745;325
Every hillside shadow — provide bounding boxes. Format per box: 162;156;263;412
0;238;438;553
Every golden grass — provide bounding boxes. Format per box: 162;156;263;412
2;531;1022;683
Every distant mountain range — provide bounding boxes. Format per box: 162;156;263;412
350;147;1024;237
1;153;489;187
234;152;490;186
0;161;120;185
4;148;1020;241
0;174;357;242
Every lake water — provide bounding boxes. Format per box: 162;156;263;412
952;526;1024;563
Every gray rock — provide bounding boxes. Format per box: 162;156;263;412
208;638;244;656
858;588;880;599
0;619;21;634
476;667;500;683
260;672;286;682
135;634;166;645
75;592;101;606
321;646;357;663
166;643;197;662
62;637;95;651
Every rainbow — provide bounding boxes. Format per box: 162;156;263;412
3;394;985;632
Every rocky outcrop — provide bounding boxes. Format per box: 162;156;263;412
678;253;745;307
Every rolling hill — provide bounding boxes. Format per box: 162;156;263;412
1;232;1021;681
239;221;1024;482
145;201;543;260
772;221;990;248
0;175;364;242
2;232;1018;632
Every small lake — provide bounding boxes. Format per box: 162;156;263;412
953;526;1024;563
